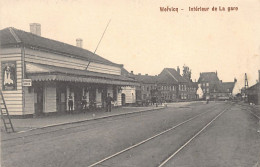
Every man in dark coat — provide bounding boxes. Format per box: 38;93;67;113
68;95;73;114
82;95;87;112
106;93;113;112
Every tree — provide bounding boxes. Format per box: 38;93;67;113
182;65;192;81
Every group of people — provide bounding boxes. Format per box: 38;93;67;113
67;93;114;113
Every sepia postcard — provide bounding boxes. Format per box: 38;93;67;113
0;0;259;167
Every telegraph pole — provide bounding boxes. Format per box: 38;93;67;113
86;19;111;70
244;73;249;102
94;19;111;54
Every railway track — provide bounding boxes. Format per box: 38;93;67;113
88;103;233;167
1;107;167;142
1;103;216;143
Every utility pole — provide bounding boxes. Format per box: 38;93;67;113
86;19;111;70
244;73;249;102
94;19;111;54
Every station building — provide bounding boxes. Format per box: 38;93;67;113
0;24;137;116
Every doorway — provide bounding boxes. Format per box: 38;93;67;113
34;84;44;115
89;87;96;109
56;83;66;113
74;86;82;111
101;87;107;108
121;93;126;106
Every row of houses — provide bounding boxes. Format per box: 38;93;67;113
121;69;236;106
121;67;198;105
0;24;236;116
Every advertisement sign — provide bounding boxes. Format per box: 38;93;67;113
1;61;17;90
23;79;32;87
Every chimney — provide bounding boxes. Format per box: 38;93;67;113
76;38;83;48
138;73;141;75
30;23;41;36
177;66;180;74
216;70;218;76
131;71;133;74
234;78;237;82
145;74;148;76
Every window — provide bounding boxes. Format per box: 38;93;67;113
206;83;209;86
207;88;209;93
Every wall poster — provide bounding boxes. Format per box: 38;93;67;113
1;61;17;91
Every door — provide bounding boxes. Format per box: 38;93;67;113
121;93;126;106
89;87;96;109
74;86;82;111
34;85;44;115
56;85;66;112
101;88;107;108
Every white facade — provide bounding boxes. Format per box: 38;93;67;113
121;86;136;104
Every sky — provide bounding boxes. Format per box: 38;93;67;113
1;0;260;89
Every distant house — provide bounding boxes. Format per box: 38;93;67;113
133;74;158;103
246;70;260;105
246;83;260;105
187;82;198;100
158;67;197;101
198;72;236;100
212;82;236;100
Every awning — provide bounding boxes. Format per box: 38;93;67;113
28;74;138;86
26;63;139;86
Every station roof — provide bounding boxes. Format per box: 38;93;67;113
0;27;122;67
26;63;138;86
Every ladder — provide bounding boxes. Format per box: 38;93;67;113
0;90;15;133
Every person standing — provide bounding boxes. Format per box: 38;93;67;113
106;93;113;112
82;95;87;112
68;95;73;114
